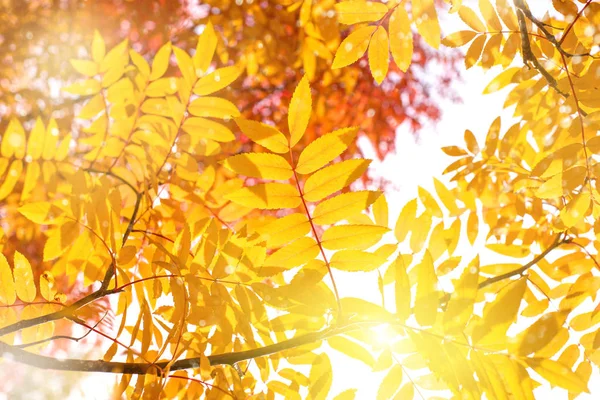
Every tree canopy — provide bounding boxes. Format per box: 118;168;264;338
1;0;600;399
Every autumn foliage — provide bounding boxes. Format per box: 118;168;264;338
1;0;600;399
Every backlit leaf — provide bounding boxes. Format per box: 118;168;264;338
13;251;36;303
332;26;377;69
193;65;242;96
312;191;381;225
377;365;402;400
330;250;388;272
335;1;388;25
235;118;289;153
412;0;440;48
389;6;413;72
368;27;389;84
225;183;300;209
303;159;371;202
0;253;16;305
296;127;358;174
222;153;293;180
321;225;389;250
328;336;375;367
414;251;438;326
524;358;589;394
472;278;527;345
288;75;312;147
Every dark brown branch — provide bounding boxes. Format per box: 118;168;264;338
514;0;598;60
440;233;565;307
515;5;569;97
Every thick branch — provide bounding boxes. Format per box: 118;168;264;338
0;323;370;373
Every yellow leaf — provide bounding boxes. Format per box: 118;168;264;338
70;59;98;77
39;272;56;302
99;39;129;74
393;384;414;400
560;191;591;228
312;191;381;225
368;26;389;84
225;183;300;209
173;47;196;88
496;0;519;30
255;213;311;248
412;0;440;48
514;311;568;356
182;117;235;142
193;65;242;96
372;195;388;226
377;365;403;400
327;336;375;367
321;225;389;250
443;256;479;335
418;187;443;218
535;173;563;199
222;153;292;180
18;202;62;225
303;159;371;202
409;211;431;253
308;354;332;400
479;0;502;30
0;160;23;201
472;278;527;345
414;251;438;326
0;253;16;305
42;118;59;160
433;178;459;215
235;118;289;154
394;199;417;243
330;250;388;272
389;6;413;72
333;389;357;400
464;129;480;153
62;79;102;96
145;77;179;97
43;221;80;261
332;26;377;69
288;75;312;147
296;127;358;174
130;49;150;77
2;119;26;159
465;35;486;68
194;20;217;75
524;358;589;394
483;66;520;94
91;30;105;63
394;255;411;321
188;97;240;119
334;1;388;25
486;243;529;258
442;30;478;47
459;6;487;32
13;251;36;303
26;118;45;160
149;42;172;81
264;237;319;269
467;211;478;245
